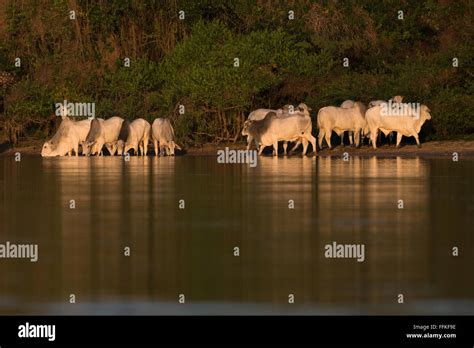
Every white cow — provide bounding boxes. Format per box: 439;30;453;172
83;116;124;156
340;100;356;145
317;102;367;149
242;111;316;156
367;96;404;145
246;104;296;152
365;104;432;149
116;118;151;156
41;117;91;157
151;118;182;156
246;103;312;155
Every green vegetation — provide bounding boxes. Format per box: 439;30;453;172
0;0;473;145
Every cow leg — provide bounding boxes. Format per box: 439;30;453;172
108;144;115;156
349;131;354;146
318;129;325;149
295;140;302;151
370;130;378;149
396;133;403;148
246;135;253;151
97;140;104;157
414;134;421;148
302;138;309;156
143;136;149;156
325;129;332;149
154;140;158;156
74;143;79;157
289;140;300;154
273;141;278;156
340;132;345;146
283;142;288;155
309;135;317;154
354;130;361;148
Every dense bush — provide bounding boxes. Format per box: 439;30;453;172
0;0;472;145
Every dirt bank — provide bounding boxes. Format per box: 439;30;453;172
2;138;474;158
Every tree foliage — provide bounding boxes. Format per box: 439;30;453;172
0;0;472;144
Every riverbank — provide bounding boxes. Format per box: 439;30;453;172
2;138;474;158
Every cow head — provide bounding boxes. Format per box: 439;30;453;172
41;141;54;157
242;120;253;136
168;141;182;156
297;103;312;114
391;95;403;104
81;141;95;156
166;141;177;156
420;105;432;121
41;139;69;157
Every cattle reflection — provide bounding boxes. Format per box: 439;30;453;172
40;157;181;302
2;155;470;315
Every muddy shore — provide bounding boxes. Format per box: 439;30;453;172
1;138;474;158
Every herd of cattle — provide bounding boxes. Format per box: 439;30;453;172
41;96;432;157
243;96;432;156
41;116;180;157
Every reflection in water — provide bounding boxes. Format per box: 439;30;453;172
316;157;431;307
0;155;473;314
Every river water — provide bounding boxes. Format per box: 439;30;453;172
0;155;473;314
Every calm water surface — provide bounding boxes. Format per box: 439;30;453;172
0;155;473;314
